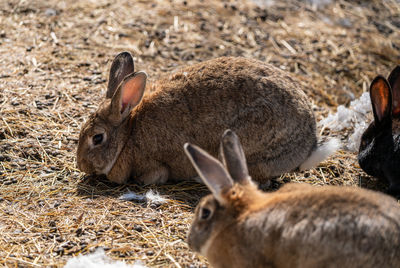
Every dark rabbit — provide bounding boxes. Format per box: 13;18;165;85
186;130;400;268
358;66;400;198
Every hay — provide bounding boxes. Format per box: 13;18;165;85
0;0;399;266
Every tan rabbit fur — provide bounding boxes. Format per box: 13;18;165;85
185;130;400;268
77;52;336;184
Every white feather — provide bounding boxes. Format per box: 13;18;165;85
119;189;167;205
64;248;147;268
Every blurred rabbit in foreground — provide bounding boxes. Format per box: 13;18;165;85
185;130;400;268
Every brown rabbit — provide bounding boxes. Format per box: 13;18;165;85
77;52;338;184
185;130;400;268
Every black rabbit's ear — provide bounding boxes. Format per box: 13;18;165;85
388;66;400;117
370;75;392;124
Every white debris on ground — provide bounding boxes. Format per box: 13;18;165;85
64;248;147;268
306;0;332;7
145;189;167;204
119;191;146;202
319;92;372;152
119;189;167;205
251;0;275;7
251;0;331;8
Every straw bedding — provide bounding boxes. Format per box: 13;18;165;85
0;0;399;266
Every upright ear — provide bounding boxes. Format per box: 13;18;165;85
370;75;392;124
388;66;400;117
184;143;233;204
220;130;251;184
110;72;147;123
107;52;135;98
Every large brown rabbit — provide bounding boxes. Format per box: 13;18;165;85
77;52;338;184
185;130;400;268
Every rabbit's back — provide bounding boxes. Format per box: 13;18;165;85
250;186;400;267
131;57;317;182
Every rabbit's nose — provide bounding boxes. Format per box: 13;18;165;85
76;160;81;170
187;235;194;249
76;154;82;170
77;160;91;174
187;232;198;251
76;155;88;173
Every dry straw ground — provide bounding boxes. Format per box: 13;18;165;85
0;0;399;267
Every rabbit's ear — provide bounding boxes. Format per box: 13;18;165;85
184;143;233;204
107;52;135;99
370;76;392;124
110;72;147;123
221;130;251;184
388;66;400;117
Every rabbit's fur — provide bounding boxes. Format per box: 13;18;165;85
77;52;338;184
185;130;400;268
358;66;400;198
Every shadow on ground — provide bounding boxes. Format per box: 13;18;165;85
76;175;210;206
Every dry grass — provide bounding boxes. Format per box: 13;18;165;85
0;0;399;266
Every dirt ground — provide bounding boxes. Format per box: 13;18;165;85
0;0;399;267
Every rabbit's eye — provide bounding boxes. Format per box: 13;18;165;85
200;207;211;220
92;134;104;145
